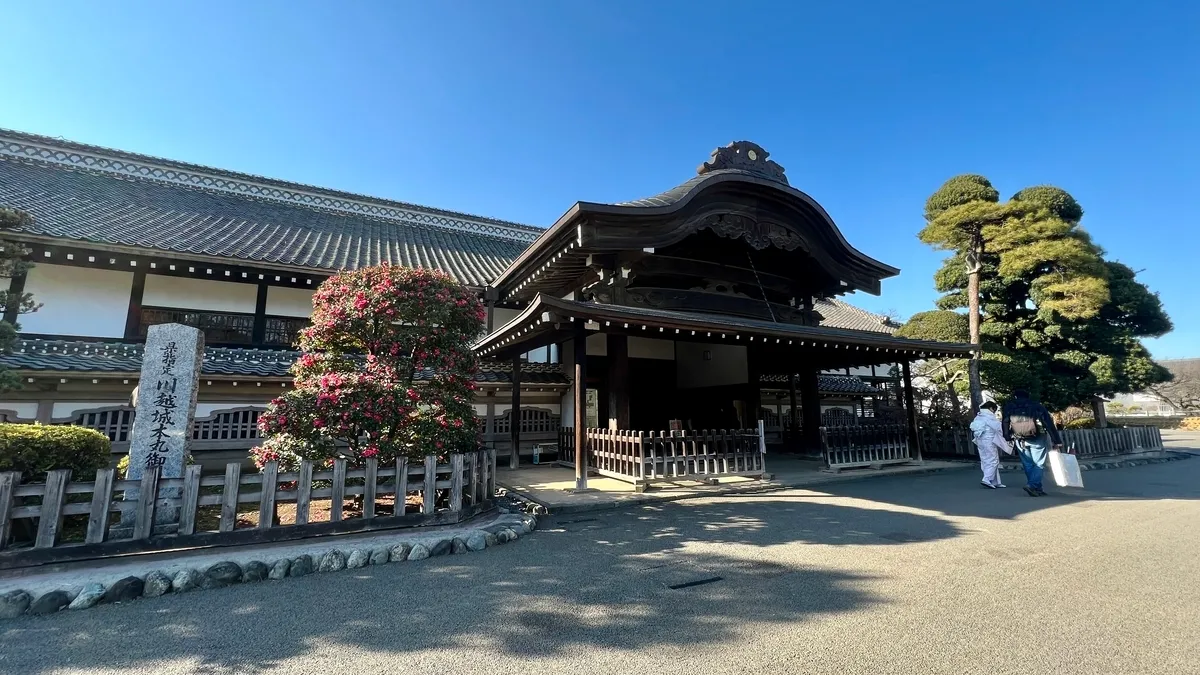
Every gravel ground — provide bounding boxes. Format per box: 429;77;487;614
1;454;1197;675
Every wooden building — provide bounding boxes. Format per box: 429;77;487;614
0;131;971;473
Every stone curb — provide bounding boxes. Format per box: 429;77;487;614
0;512;537;621
510;464;955;517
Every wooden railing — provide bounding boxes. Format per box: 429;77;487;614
921;426;1164;459
139;306;307;347
560;427;766;487
0;448;496;569
820;424;911;471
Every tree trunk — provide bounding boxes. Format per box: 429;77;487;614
1091;396;1108;429
966;241;983;414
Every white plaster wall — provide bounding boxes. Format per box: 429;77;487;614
143;276;257;314
19;265;133;338
676;342;748;389
629;337;675;360
490;307;520;330
585;332;607;356
52;401;128;419
266;287;314;317
472;403;489;416
0;402;38;420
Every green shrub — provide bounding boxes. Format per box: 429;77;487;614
0;423;112;483
1063;418;1095;430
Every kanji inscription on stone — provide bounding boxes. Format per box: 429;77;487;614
127;323;204;482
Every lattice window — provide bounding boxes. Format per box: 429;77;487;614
54;407;135;442
263;316;309;347
141;306;255;345
192;408;263;441
822;408;855;427
493;408;560;435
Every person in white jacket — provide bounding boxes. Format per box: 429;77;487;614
970;401;1011;488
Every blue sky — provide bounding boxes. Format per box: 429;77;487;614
2;1;1197;357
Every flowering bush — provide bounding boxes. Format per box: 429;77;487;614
257;265;484;466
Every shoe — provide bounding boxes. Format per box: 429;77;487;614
1034;488;1047;496
1023;486;1039;497
981;481;997;489
995;483;1007;488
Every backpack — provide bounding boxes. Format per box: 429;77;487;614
1009;414;1040;439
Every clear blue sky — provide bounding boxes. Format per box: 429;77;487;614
3;1;1197;357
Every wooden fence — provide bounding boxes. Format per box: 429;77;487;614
560;427;766;488
921;425;1164;459
0;448;496;569
820;424;912;471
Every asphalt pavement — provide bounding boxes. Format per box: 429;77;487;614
2;452;1198;675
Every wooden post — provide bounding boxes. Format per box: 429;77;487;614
132;467;160;540
177;464;201;537
362;457;378;520
510;355;521;470
745;346;761;428
258;461;279;529
799;366;822;454
788;373;799;443
86;468;117;543
422;455;436;515
295;460;313;525
450;453;464;512
574;326;589;490
219;462;241;533
395;457;409;516
607;333;630;430
123;268;147;339
35;469;72;548
902;360;922;462
251;282;269;345
330;458;347;522
0;472;20;551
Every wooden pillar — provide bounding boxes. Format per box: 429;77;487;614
788;373;799;441
3;271;27;325
745;346;761;428
799;367;822;453
510;356;521;469
123;269;147;339
573;326;588;490
251;282;269;345
901;360;922;462
484;286;499;333
606;333;629;430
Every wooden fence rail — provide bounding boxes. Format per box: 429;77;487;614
820;424;912;471
0;448;497;569
921;425;1164;459
561;427;766;488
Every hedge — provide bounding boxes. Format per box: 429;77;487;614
0;423;112;483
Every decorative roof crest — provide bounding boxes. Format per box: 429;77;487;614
697;141;788;185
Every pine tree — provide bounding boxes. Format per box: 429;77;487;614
912;178;1171;416
0;207;39;392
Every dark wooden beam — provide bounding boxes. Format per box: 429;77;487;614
799;366;822;455
788;373;799;439
606;333;629;430
123;269;147;339
631;255;799;295
745;345;762;428
573;325;588;490
251;282;269;345
901;360;922;462
510;356;521;470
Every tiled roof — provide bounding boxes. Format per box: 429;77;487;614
0;338;569;385
814;298;897;334
0;130;541;287
760;374;883;395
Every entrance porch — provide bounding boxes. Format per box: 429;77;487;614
475;295;972;490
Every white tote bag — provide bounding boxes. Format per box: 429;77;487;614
1048;449;1084;488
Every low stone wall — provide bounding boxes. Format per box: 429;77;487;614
0;512;537;619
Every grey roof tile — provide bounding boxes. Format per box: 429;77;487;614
759;373;883;395
0;154;531;287
0;338;569;384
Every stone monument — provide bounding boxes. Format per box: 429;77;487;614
124;324;204;523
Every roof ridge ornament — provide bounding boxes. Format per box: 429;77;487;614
697;141;788;185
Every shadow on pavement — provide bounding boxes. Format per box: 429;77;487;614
0;497;962;673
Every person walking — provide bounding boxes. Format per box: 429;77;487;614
970;401;1010;488
1001;390;1063;496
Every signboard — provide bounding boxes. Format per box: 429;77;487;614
586;388;599;429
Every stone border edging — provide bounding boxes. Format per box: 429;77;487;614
0;512;538;620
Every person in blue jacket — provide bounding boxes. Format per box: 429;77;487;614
1001;390;1063;497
